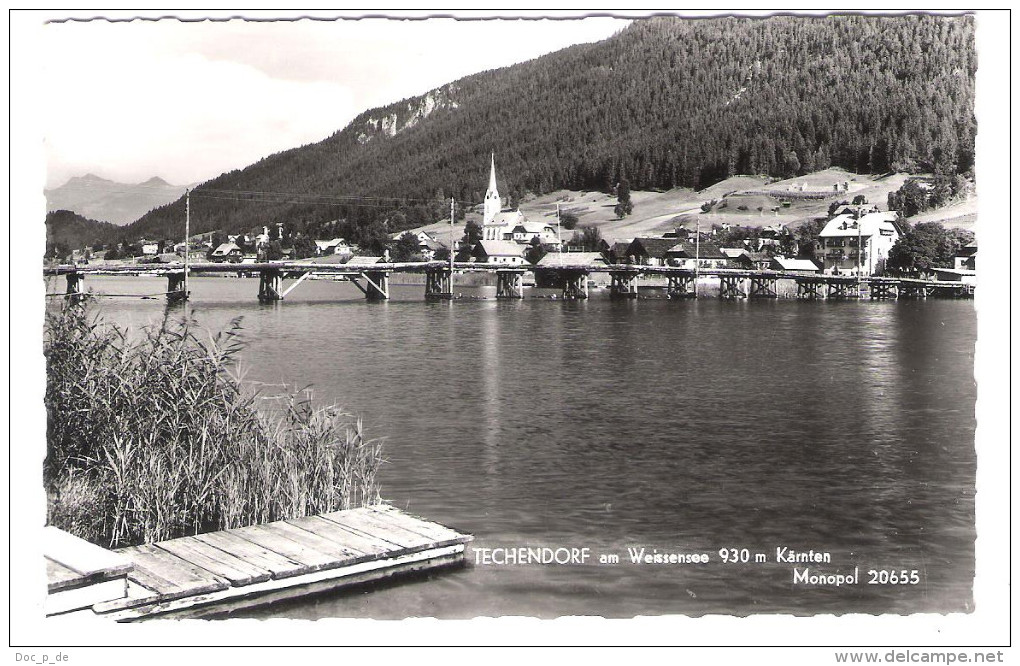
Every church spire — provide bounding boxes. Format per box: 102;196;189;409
488;152;498;193
483;152;501;229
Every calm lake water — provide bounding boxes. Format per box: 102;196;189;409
50;274;977;618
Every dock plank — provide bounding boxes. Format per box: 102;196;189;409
321;508;433;550
192;531;309;580
45;557;82;592
155;538;272;587
286;515;397;558
120;545;228;598
269;521;368;563
43;526;133;578
227;524;338;571
368;505;472;544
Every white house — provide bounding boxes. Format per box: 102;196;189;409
471;240;525;265
816;211;900;275
511;220;558;245
954;244;976;271
314;238;352;256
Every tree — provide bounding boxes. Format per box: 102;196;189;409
357;224;390;256
391;232;422;262
104;246;119;261
559;211;579;231
887;180;929;217
886;222;960;275
852;194;868;206
827;200;850;218
293;236;317;260
525;237;547;264
462;220;483;244
785;151;801;177
265;240;283;261
793;218;827;260
571;225;603;252
614;179;633;218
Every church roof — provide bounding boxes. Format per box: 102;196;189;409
487;210;526;227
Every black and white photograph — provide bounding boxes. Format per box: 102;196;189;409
9;7;1011;657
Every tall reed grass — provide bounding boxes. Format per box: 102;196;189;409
44;302;382;548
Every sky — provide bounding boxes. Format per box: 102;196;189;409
35;12;632;189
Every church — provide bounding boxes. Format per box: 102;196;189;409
481;154;558;246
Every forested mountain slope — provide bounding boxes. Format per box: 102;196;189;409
123;14;975;245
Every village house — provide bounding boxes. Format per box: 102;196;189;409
345;255;386;267
470;240;526;265
721;248;772;270
210;242;243;263
535;251;607;269
315;238;353;256
770;257;821;273
661;226;694;241
816;210;900;275
622;237;678;266
664;240;729;269
954;243;977;271
602;240;634;264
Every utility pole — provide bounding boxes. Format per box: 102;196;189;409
695;218;700;287
450;197;455;273
557;201;562;265
184;189;190;300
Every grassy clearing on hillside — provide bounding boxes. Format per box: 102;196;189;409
400;169;974;244
45;303;382;548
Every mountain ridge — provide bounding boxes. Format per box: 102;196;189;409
76;15;977;247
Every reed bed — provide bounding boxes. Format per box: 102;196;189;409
44;302;382;548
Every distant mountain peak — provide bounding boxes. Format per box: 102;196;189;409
45;174;189;225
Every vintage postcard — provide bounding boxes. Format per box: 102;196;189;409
9;8;1011;656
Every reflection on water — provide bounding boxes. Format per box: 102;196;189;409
61;276;977;617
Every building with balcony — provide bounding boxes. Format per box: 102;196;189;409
816;211;900;275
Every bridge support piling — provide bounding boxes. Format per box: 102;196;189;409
749;275;778;299
166;272;188;303
561;271;589;300
797;279;825;300
827;280;853;299
424;268;453;301
65;272;85;302
258;269;282;303
719;275;745;300
869;280;897;300
495;270;524;299
666;274;696;299
898;282;928;299
609;271;638;299
364;271;390;301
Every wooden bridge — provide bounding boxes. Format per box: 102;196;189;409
44;260;975;303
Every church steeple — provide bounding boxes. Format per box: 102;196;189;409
483;152;501;229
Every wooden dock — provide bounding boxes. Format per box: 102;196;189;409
46;504;473;621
